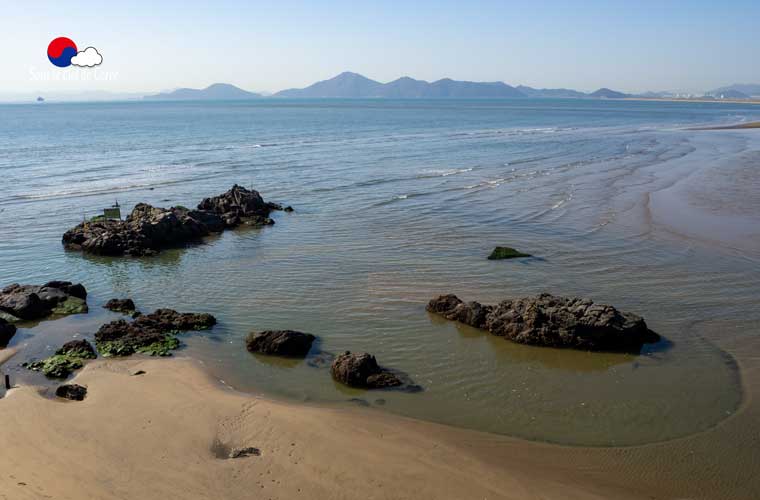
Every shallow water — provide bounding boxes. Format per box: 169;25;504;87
1;99;759;446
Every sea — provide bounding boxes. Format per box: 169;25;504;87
1;98;759;448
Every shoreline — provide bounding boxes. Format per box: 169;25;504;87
0;356;651;500
2;346;760;499
691;121;760;130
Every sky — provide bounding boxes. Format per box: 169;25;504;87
2;0;760;97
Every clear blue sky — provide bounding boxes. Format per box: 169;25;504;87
3;0;759;95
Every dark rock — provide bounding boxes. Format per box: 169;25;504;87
0;282;88;320
95;308;216;357
488;246;531;260
63;185;284;256
330;351;404;389
132;370;146;376
57;339;97;359
0;318;17;347
198;185;273;225
229;447;261;458
56;384;87;401
428;293;660;353
426;294;491;329
245;330;315;357
104;298;137;314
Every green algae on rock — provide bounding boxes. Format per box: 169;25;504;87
95;309;216;358
24;339;97;378
487;247;531;260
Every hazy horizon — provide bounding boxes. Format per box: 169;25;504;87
3;0;760;98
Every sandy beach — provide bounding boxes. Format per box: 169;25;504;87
1;336;760;500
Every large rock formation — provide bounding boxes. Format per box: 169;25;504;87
245;330;316;357
95;308;216;357
330;351;404;389
0;281;88;321
62;185;287;256
427;293;660;353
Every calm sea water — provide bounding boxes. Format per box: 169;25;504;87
2;99;760;446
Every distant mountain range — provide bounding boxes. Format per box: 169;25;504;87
145;83;261;100
92;74;758;103
273;72;628;99
708;83;760;98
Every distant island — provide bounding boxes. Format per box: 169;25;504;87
145;83;261;100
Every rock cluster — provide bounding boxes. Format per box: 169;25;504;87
245;330;315;357
95;308;216;357
62;185;289;257
330;351;403;389
0;281;88;321
427;293;660;353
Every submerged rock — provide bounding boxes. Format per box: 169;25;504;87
330;351;404;389
245;330;316;357
0;282;88;320
0;318;17;347
104;298;137;314
95;309;216;357
427;293;660;353
62;185;289;257
56;384;87;401
488;246;531;260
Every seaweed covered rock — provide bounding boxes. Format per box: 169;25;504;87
0;281;88;320
427;293;660;353
63;185;288;257
25;355;83;378
245;330;316;357
0;318;16;347
104;298;137;314
24;339;97;379
330;351;403;389
57;339;97;359
95;309;216;357
56;384;87;401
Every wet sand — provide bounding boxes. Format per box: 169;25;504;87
1;348;760;500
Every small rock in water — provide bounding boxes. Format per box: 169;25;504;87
104;298;137;314
55;384;87;401
245;330;316;357
331;351;405;389
487;246;531;260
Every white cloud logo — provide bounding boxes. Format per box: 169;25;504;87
70;47;103;67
